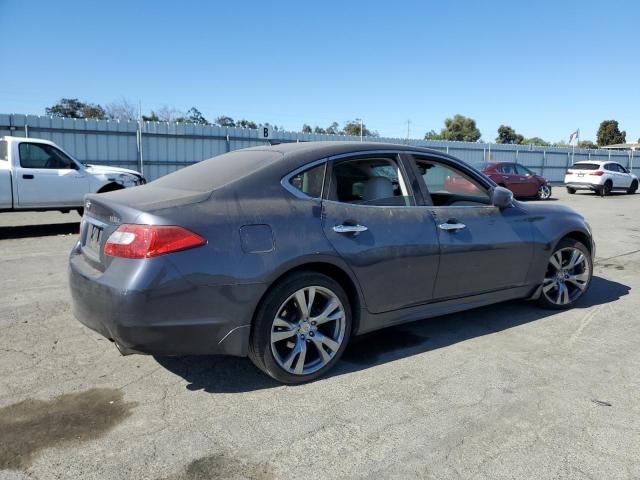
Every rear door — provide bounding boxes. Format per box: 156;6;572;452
15;142;89;207
321;153;440;313
407;155;533;300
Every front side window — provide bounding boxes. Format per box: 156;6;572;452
19;143;76;169
515;164;532;176
328;157;412;206
615;163;628;173
410;156;491;206
288;163;325;198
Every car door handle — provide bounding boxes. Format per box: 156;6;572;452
22;174;34;180
439;221;466;231
333;224;368;234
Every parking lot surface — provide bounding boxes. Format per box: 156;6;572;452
1;190;639;480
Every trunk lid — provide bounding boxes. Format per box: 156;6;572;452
80;184;210;271
565;162;601;183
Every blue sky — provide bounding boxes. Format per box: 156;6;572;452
0;0;638;143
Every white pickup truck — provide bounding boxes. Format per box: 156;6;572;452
0;136;144;215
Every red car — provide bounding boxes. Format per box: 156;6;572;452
471;162;552;200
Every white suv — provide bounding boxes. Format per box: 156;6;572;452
565;161;638;196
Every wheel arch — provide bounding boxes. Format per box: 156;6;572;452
558;230;593;255
97;182;125;194
254;261;364;336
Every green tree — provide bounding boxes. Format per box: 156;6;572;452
236;119;258;129
577;140;598;149
180;107;208;124
424;130;443;140
496;125;524;144
46;98;106;119
521;137;550;146
142;112;160;122
214;116;235;127
597;120;626;146
302;124;312;134
313;126;327;134
439;114;481;142
325;122;341;135
343;120;377;137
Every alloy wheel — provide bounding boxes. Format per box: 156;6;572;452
542;247;590;306
538;184;551;200
270;286;346;375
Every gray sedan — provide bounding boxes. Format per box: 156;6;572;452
69;142;594;383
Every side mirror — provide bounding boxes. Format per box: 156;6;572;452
492;186;513;209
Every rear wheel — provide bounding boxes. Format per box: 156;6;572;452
566;187;576;194
600;180;612;197
248;272;352;384
537;184;552;200
628;180;638;194
537;238;592;309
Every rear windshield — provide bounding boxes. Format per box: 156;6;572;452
0;140;7;161
151;149;283;192
571;163;599;171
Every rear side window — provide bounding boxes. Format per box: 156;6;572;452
328;157;412;206
572;163;599;171
288;163;325;198
0;141;6;161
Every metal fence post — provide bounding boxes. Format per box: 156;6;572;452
136;121;144;177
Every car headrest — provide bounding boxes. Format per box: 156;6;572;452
363;176;394;201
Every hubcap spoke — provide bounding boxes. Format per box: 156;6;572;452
542;278;556;293
566;272;589;290
311;298;341;326
313;331;340;353
271;328;297;342
566;251;584;270
295;290;310;318
549;252;563;272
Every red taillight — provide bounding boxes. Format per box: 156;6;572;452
104;224;206;258
589;171;604;176
566;169;573;174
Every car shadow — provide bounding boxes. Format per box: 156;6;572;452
154;275;629;394
0;222;80;239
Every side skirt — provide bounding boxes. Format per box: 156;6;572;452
356;285;537;335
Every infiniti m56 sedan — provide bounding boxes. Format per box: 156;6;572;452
69;142;594;383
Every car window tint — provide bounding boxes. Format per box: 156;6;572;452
615;164;627;173
19;143;75;169
409;156;491;207
328;157;412;206
288;163;325;198
515;165;531;176
572;163;599;171
498;164;516;174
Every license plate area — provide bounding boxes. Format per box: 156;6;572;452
83;221;104;260
577;173;585;177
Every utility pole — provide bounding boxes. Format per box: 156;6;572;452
406;119;411;142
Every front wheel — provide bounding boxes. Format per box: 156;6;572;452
537;238;592;309
566;187;576;195
628;180;638;194
537;184;552;200
248;272;352;383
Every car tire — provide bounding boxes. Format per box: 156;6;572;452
537;184;552;200
248;271;352;384
536;238;592;310
566;187;576;195
600;180;612;197
628;180;638;194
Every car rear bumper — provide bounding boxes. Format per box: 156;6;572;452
68;246;267;357
565;182;601;191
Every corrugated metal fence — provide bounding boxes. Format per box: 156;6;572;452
1;114;636;183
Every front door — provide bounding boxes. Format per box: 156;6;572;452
321;154;440;313
15;142;89;207
408;155;533;300
515;164;540;197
